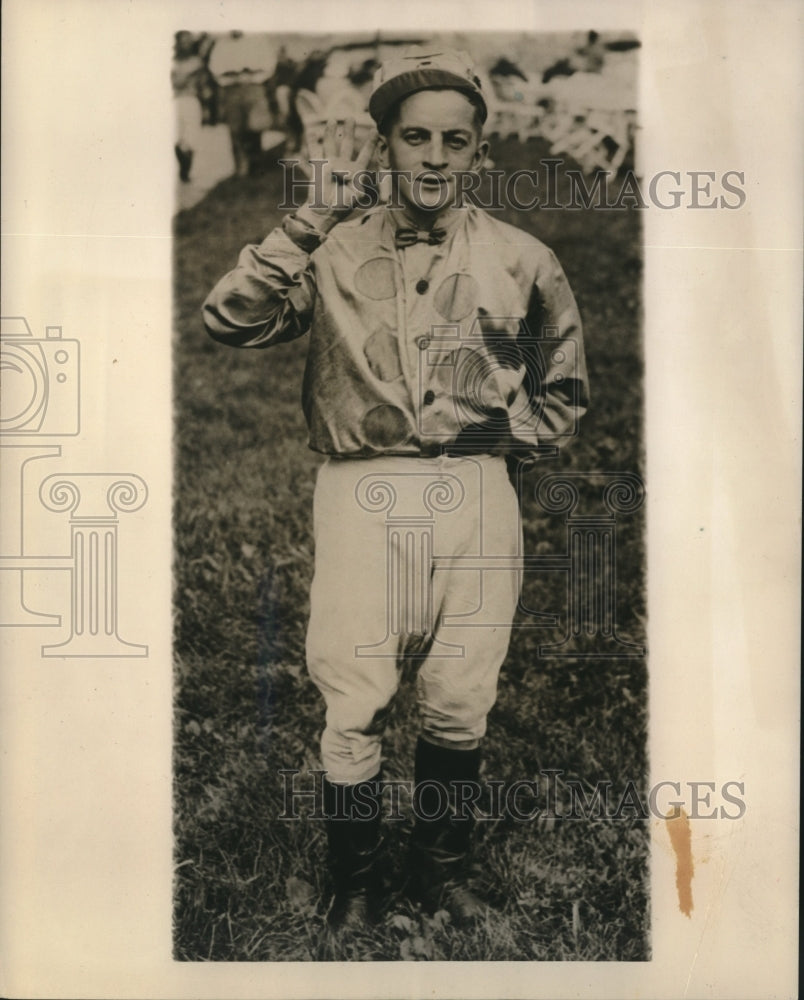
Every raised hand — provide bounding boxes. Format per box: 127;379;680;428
296;118;380;233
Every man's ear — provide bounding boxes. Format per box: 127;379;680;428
472;139;490;171
376;135;389;169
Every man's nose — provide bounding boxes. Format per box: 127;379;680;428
423;137;448;168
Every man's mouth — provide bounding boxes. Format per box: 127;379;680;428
417;174;448;189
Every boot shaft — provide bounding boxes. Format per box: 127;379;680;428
412;738;480;857
322;774;384;931
323;774;383;885
408;739;487;923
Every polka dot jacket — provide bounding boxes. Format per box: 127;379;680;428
202;205;589;461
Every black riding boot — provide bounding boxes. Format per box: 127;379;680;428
408;738;486;924
323;773;384;932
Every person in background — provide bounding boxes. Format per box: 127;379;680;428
172;31;206;183
543;30;605;83
284;49;330;155
574;30;605;73
266;44;297;139
208;31;279;177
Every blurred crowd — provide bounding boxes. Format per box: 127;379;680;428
172;30;640;189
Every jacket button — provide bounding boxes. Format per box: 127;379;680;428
415;279;429;295
416;335;430;350
423;389;436;405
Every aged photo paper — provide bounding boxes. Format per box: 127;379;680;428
1;0;800;997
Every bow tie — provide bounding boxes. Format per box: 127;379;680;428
394;227;447;249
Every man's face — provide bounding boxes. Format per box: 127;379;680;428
175;32;195;58
378;89;488;222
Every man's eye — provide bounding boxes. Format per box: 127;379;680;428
448;137;468;149
404;132;425;144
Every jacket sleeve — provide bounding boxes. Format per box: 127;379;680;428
524;248;590;447
201;228;317;348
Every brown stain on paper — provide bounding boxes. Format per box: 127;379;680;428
666;807;694;916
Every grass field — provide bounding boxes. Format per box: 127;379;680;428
172;136;648;962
